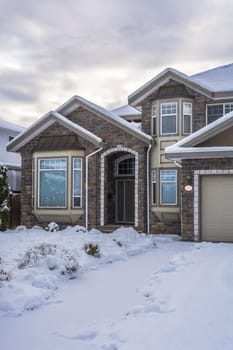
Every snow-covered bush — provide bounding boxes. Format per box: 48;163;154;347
18;243;79;275
84;243;101;258
46;222;60;232
0;269;11;281
0;166;10;231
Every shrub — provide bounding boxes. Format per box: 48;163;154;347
84;243;101;258
0;269;11;281
46;222;60;232
18;243;79;275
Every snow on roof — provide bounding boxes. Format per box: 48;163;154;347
167;110;233;151
191;63;233;92
0;119;25;133
7;111;103;152
111;104;141;117
57;95;151;143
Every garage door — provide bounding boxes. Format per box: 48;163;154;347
201;175;233;242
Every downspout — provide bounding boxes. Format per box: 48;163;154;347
85;147;103;230
147;143;152;234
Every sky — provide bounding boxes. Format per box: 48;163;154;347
0;0;233;127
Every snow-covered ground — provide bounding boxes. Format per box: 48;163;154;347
1;226;233;350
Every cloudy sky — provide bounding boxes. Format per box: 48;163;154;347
0;0;233;126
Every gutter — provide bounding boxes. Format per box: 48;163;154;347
146;144;152;234
85;147;103;230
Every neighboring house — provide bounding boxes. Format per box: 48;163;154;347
7;63;233;241
0;119;25;192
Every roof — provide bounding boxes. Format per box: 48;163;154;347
56;95;151;143
0;119;25;133
111;104;141;117
128;64;233;106
7;111;103;152
165;110;233;161
191;64;233;92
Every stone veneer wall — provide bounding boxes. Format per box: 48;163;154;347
20;122;96;228
20;110;149;232
181;158;233;241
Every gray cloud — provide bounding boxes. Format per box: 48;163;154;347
0;0;232;126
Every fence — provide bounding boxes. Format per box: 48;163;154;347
9;193;21;228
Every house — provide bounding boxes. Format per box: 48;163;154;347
165;111;233;242
7;63;233;241
0;119;25;192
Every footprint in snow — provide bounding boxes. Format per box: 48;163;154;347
54;329;98;341
126;299;175;316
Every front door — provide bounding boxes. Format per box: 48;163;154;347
116;179;134;224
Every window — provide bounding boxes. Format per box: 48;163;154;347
160;102;177;135
39;158;67;208
118;157;135;176
160;169;177;205
151;104;157;136
73;158;82;208
151;170;157;205
183;102;192;134
206;103;233;124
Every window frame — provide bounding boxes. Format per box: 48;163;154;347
206;102;233;124
151;104;157;136
151;169;157;205
37;157;68;209
72;157;83;208
160;101;178;135
182;101;192;135
160;169;177;206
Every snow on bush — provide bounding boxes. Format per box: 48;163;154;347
0;225;156;316
18;242;79;275
84;243;101;258
0;269;11;281
46;222;60;232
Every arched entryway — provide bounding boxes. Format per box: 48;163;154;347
100;146;138;227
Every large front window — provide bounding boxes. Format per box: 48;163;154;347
206;103;233;124
160;169;177;205
39;158;67;208
160;102;177;135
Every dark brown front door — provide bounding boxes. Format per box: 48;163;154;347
116;179;134;224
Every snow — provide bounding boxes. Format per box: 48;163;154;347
1;226;233;349
191;63;233;92
111;105;141;117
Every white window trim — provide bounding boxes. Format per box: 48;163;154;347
183;101;192;135
38;157;67;209
206;102;233;125
72;158;82;208
160;101;178;135
151;169;157;205
151;104;157;136
160;169;177;206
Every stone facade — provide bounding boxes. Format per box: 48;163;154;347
19;109;149;232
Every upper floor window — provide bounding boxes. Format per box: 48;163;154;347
160;102;177;135
183;102;192;134
151;104;157;136
206;103;233;124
